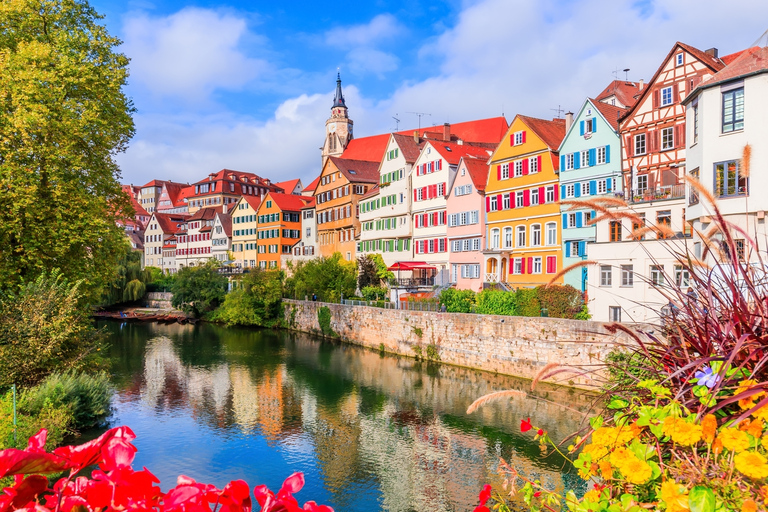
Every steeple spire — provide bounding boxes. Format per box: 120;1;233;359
333;72;346;108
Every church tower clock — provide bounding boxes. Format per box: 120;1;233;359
322;73;353;166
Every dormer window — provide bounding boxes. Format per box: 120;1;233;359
676;53;684;67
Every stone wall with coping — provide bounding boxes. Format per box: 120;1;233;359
284;299;634;389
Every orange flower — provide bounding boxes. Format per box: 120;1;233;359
736;379;766;410
741;499;757;512
747;418;764;438
599;460;613;481
713;438;723;455
701;414;717;444
718;428;751;453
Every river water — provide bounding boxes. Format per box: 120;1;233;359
98;320;591;511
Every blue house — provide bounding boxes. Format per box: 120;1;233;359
557;99;625;291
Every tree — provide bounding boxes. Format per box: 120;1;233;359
0;0;136;301
100;247;153;306
285;253;357;302
171;262;228;318
213;268;284;327
0;270;104;388
357;254;380;290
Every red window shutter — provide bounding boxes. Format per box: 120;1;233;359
676;123;685;148
510;134;515;146
652;89;660;109
625;135;633;157
415;215;420;228
486;196;490;212
443;238;447;252
432;212;438;226
537;155;542;171
509;193;515;209
497;165;501;181
509;258;514;274
522;131;527;143
652;130;660;152
523;189;530;206
672;82;679;103
527;257;533;274
414;189;418;202
538;186;545;202
554;186;559;202
496;194;503;210
522;159;529;175
547;256;556;274
520;257;526;274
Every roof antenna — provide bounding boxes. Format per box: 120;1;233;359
407;112;431;131
612;67;620;79
392;114;400;131
623;68;630;81
551;105;565;119
750;27;768;48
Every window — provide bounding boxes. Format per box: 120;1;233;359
567;213;577;228
502;194;511;210
532;257;542;274
661;127;674;150
583;211;592;224
609;306;622;322
513;131;524;145
516;226;526;247
676;53;684;67
515;191;524;208
632;213;646;240
596;146;606;165
634;133;646;155
688;167;700;204
529;157;539;173
500;163;510;180
735;239;746;262
581;150;589;168
715;160;747;197
645;266;665;288
600;266;612;286
637;174;648;193
504;227;513;248
513;258;523;275
584;118;594;134
546;223;557;245
693;103;699;144
621;265;634;287
530;225;541;246
661;86;673;106
569;241;580;257
565;153;574;171
657;210;671;238
491;229;500;249
609;221;622;242
674;265;690;288
565;184;575;198
597;180;607;194
722;87;744;133
545;186;555;203
530;188;539;205
514;160;523;177
581;182;590;197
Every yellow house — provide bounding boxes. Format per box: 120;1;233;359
231;195;261;269
484;115;566;288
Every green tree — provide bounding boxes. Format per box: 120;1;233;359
439;288;476;313
0;0;135;300
171;261;228;318
0;270;104;388
100;247;152;305
475;289;517;316
214;268;284;327
285;253;357;302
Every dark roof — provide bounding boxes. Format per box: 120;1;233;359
328;157;381;184
333;73;346;108
190;169;284;193
461;156;490;192
428;141;492;166
595;80;642;107
360;185;380;200
391;133;425;163
591;99;628;132
153;212;190;234
216;212;232;237
188;206;223;221
517;115;566;150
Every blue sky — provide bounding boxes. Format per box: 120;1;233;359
89;0;768;187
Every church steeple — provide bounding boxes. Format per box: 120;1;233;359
333;73;346;108
322;72;353;166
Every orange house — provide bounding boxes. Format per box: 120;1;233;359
255;192;312;269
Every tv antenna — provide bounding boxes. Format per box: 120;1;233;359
551;105;565;119
623;68;630;81
407;112;431;130
392;114;400;131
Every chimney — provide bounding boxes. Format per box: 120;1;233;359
222;204;228;214
443;123;451;142
564;112;574;132
638;79;644;91
413;130;419;144
705;47;719;58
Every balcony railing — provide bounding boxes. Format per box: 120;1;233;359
626;184;686;204
394;277;435;287
485;273;499;283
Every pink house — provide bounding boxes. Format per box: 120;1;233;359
446;156;489;292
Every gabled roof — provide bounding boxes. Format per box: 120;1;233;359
518;115;566;150
176;186;195;205
275;179;302;195
188;206;224;221
460;156;490;192
595;80;642;108
163;182;189;206
152;212;190;234
141;179;187;189
688;46;768;94
328;157;381;184
267;192;314;212
190;169;283;193
427;141;492;166
215;212;232;237
360;185;380;200
242;195;262;211
303;176;320;194
301;197;316;209
591;99;628;132
390;133;425;163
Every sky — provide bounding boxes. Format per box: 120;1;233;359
89;0;768;188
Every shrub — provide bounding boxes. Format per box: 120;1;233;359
20;372;112;430
361;285;388;301
439;288;476;313
213;269;284;327
536;284;584;318
285;253;357;302
101;249;153;305
317;306;335;336
512;288;540;317
171;261;228;318
476;289;516;316
0;270;105;388
0;391;72;450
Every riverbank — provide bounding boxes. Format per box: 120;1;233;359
283;299;634;389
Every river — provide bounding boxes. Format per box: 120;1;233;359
98;320;591;511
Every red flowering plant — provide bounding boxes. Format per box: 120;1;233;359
0;426;333;512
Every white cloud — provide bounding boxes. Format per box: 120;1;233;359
324;14;403;48
347;47;399;77
122;7;268;103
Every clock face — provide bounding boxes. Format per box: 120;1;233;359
328;123;336;133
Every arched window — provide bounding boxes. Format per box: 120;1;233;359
516;226;526;248
530;224;541;247
503;227;513;248
546;222;557;245
491;228;500;249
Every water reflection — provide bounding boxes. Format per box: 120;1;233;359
102;321;590;511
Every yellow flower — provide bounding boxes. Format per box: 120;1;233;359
747;418;764;438
582;442;608;461
599;460;613;481
609;448;652;485
660;480;690;512
583;489;601;503
718;428;751;453
734;451;768;479
761;435;768;450
662;416;703;446
578;462;598;479
702;414;717;444
754;405;768;423
741;499;757;512
736;379;766;410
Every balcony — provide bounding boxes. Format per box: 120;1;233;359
625;185;686;204
395;277;435;287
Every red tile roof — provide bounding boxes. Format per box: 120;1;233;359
303;176;320;194
188;206;224;221
694;46;768;90
301;197;316;209
591;100;628;132
428;141;492;166
268;192;314;212
460;156;490;192
242;196;262;211
153;212;190;234
216;213;232;237
517;115;566;150
329;157;381;184
275;179;301;195
390;133;425;163
721;48;750;66
595;80;642;108
360;184;380;200
141;179;187;189
190;169;284;194
175;186;195;205
339;133;391;162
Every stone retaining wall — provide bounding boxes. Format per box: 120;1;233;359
284;299;634;389
144;292;172;309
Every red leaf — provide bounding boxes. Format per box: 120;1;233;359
303;501;333;512
478;484;492;504
473;507;490;512
0;475;49;512
53;426;135;473
26;430;47;453
533;491;542;498
520;418;532;432
537;429;544;436
100;438;137;471
164;485;202;508
0;450;70;479
278;473;304;498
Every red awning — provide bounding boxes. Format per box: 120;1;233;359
388;261;436;271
